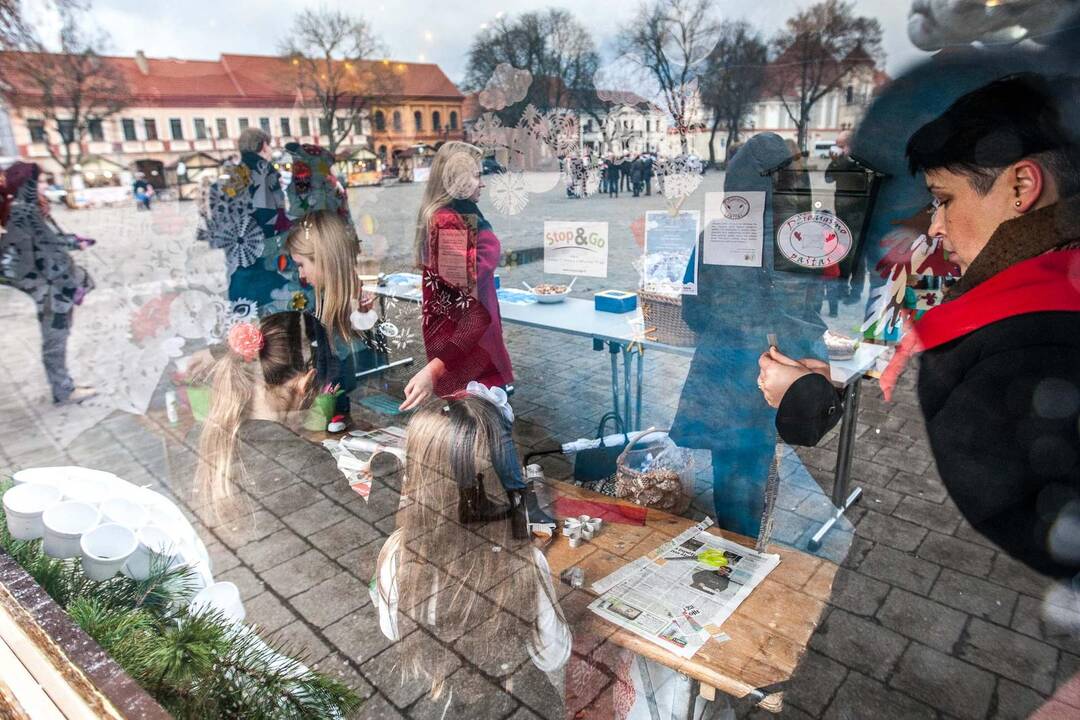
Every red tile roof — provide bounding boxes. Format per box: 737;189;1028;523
1;51;463;108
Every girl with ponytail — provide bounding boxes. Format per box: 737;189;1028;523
195;311;330;509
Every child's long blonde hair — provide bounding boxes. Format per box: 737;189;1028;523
377;397;564;698
195;312;317;509
284;210;358;343
413;141;483;269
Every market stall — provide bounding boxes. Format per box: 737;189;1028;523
335;147;382;187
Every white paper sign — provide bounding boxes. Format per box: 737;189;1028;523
703;191;765;267
436;227;471;289
543;221;609;278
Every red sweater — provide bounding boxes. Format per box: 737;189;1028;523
422;202;514;397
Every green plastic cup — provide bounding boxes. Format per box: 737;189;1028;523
304;393;338;432
185;386;212;423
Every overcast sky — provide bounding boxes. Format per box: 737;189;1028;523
33;0;932;85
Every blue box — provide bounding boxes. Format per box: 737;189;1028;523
594;290;638;313
494;273;501;289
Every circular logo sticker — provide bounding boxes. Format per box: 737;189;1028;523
721;195;751;220
379;322;400;338
776;211;853;268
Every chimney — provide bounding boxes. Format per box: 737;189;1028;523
134;50;149;75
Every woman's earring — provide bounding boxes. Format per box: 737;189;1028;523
1015;200;1023;208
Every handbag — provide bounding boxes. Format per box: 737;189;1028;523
572;411;630;493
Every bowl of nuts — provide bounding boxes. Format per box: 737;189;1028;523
528;283;571;303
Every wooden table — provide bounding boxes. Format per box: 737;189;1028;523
538;480;837;716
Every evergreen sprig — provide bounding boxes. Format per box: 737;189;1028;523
0;479;361;718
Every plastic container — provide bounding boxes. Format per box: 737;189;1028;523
124;525;179;581
3;483;62;540
100;497;149;531
41;501;100;558
185;385;212;423
80;523;138;581
12;466;72;487
303;393;339;432
59;478;107;507
190;581;245;623
615;430;695;514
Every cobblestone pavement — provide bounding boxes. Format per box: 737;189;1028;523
0;182;1075;719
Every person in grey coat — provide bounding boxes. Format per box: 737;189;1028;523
0;162;95;403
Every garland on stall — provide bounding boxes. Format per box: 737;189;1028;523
0;480;360;719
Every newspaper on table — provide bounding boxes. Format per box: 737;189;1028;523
588;518;780;659
321;426;406;501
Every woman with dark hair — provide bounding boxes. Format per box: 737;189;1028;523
0;161;95;404
760;73;1080;577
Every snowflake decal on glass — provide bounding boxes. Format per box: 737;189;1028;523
487;172;530;216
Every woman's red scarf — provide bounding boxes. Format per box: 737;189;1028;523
880;249;1080;400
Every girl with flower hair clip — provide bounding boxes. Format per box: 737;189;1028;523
195;311;341;512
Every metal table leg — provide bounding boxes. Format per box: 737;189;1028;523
609;341;622;424
808;379;864;551
623;345;632;432
636;347;645;433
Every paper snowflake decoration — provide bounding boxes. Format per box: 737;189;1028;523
487;172;529;216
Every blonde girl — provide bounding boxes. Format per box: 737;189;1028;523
400;141;514;410
375;396;570;700
195;311;326;509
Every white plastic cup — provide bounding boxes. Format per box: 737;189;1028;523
11;466;72;487
563;518;581;534
190;581;245;624
60;478;107;507
578;515;591;525
124;525;179;581
99;497;149;531
568;535;582;549
41;501;100;558
80;523;138;581
582;528;595;541
587;518;602;534
3;484;62;540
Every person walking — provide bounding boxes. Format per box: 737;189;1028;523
630;155;644;197
0;162;95;404
606;157;619;198
643;153;654;196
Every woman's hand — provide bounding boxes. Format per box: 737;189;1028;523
400;359;445;411
757;349;813;408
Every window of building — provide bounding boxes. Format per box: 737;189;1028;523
28;118;46;143
432;111;441;131
319;117;330;135
449;111;458;130
413;111;422;132
300;116;310;137
122;118;137;141
238;118;249;131
845;85;854;104
216;118;228;139
392;111;402;132
58;119;75;143
259;117;271;134
88;118;104;142
194;118;207;140
336;116;348;133
354;116;364;134
280;117;291;137
374;111;386;132
169;118;184;140
144;118;158;140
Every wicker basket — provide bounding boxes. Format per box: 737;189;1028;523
639;291;697;347
614;430;694;515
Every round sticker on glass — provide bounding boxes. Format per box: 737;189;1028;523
721;195;751;220
775;211;853;268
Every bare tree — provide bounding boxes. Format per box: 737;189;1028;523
700;21;768;166
0;1;128;188
465;9;601;117
617;0;720;155
280;8;397;156
770;0;882;150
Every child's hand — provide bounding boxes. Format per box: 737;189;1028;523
400;359;444;411
357;290;376;313
757;351;812;408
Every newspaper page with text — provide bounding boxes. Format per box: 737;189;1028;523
588;519;780;658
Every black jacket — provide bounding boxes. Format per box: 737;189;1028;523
775;373;843;447
918;310;1080;578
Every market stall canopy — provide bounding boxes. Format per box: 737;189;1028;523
167;152;221;171
336;147;377;163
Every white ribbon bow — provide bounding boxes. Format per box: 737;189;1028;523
350;309;378;332
465;381;514;425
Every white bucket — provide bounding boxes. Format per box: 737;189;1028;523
190;581;245;623
80;523;138;581
124;525;180;581
99;497;149;531
3;484;62;540
41;501;100;558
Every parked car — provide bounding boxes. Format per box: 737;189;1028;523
482;157;505;175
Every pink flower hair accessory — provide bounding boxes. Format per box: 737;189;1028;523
228;322;264;362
